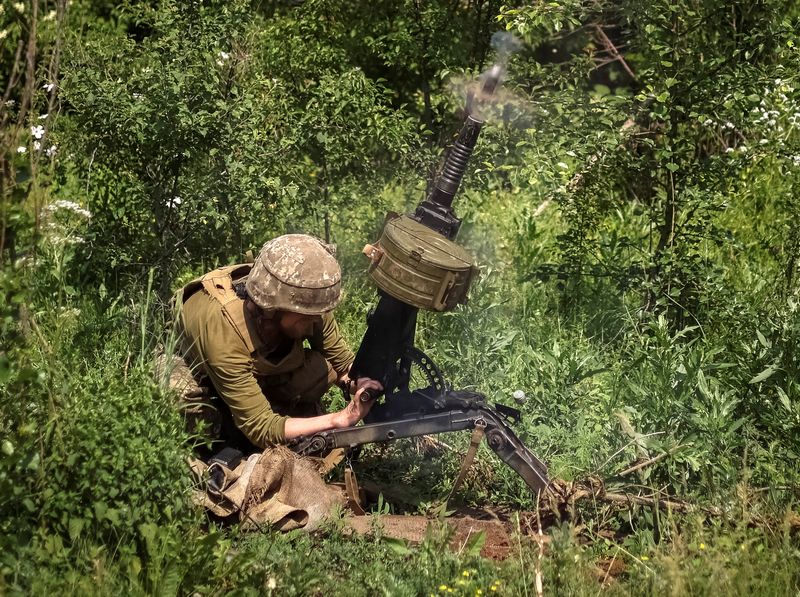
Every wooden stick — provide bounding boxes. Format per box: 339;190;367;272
593;25;637;81
616;446;685;478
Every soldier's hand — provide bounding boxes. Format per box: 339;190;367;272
354;377;383;403
335;378;382;428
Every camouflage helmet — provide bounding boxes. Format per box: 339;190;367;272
245;234;341;314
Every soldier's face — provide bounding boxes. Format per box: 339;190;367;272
278;311;321;339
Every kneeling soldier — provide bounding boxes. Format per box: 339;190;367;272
174;234;381;452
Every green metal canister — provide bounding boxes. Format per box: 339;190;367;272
363;215;478;311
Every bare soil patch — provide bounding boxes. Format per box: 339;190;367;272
344;507;546;560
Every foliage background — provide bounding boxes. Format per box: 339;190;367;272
1;0;799;593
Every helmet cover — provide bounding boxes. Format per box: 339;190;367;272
246;234;341;314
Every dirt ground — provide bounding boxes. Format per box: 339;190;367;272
344;507;546;560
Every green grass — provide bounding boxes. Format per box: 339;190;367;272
1;249;798;595
2;181;799;594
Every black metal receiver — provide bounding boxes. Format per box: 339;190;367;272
289;63;550;496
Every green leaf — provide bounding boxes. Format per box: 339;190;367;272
94;501;108;521
776;387;792;413
157;561;183;597
383;536;413;555
68;518;86;542
462;530;486;558
696;369;710;398
756;329;771;349
749;365;777;384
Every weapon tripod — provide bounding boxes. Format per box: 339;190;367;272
289;346;550;495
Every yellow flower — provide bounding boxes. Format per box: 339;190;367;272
641;556;649;561
463;570;471;577
490;587;497;592
476;591;483;596
699;543;706;550
740;544;746;551
439;585;448;592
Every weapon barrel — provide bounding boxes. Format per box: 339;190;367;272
351;64;505;382
413;64;504;238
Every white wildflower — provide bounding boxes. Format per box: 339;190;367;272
13;2;24;12
170;196;182;207
739;145;748;153
30;125;45;139
44;9;56;21
4;99;14;107
50;199;92;219
725;147;734;153
760;138;769;145
16;146;26;154
557;162;569;170
218;51;230;61
33;141;41;151
768;119;776;127
46;145;57;157
792;155;800;166
43;82;55;92
702;118;714;126
0;30;8;42
724;122;735;129
132;93;142;100
266;578;277;590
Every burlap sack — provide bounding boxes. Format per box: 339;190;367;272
191;446;345;532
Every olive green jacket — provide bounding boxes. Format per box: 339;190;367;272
178;266;354;447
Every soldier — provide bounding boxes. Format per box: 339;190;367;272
173;234;381;452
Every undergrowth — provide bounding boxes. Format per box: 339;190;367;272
3;247;798;594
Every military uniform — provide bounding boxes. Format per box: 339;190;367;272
174;236;354;449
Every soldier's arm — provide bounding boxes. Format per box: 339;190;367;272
207;335;381;443
204;348;290;446
310;312;354;377
283;383;378;438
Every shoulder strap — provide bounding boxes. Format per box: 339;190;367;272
180;264;261;355
201;264;253;307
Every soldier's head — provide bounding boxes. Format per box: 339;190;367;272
245;234;341;338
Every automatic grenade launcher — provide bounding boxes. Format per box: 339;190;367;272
290;63;550;496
